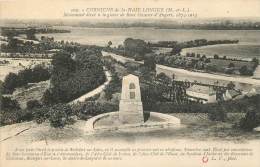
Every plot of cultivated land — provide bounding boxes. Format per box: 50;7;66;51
0;112;259;147
208;59;255;70
11;80;50;109
181;44;260;60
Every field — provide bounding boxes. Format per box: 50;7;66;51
181;44;260;61
152;47;172;54
209;59;255;70
0;58;51;81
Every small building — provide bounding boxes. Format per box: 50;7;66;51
47;49;61;54
223;89;241;100
186;85;216;103
13;36;40;45
244;86;260;97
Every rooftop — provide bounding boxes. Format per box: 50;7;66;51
227;89;241;98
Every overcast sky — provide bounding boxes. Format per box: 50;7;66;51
1;0;260;20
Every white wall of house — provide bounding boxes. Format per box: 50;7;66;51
186;91;209;100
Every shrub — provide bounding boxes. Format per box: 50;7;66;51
27;100;42;110
42;89;58;105
48;104;73;128
214;54;219;59
146;95;260;114
0;96;35;126
104;73;121;100
72;101;118;120
2;73;19;93
1;96;20;110
0;110;21;125
239;65;253;76
208;105;227;121
0;109;33;126
32;106;50;124
239;111;260;131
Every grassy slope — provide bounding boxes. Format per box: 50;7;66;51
11;80;50;109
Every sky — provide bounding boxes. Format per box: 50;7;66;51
0;0;260;20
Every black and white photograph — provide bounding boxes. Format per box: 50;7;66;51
0;0;260;166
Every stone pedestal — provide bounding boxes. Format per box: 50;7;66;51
119;74;144;124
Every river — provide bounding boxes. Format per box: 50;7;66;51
37;27;260;60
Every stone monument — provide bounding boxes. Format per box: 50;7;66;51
119;74;144;124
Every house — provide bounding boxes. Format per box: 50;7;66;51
186;85;216;103
13;36;40;45
223;89;241;100
244;86;260;97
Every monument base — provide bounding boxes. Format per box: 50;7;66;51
119;111;144;124
119;100;144;124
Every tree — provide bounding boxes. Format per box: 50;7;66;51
107;41;112;48
171;45;182;55
123;38;151;59
205;58;211;63
252;57;259;67
3;73;19;93
239;65;253;76
51;52;76;88
141;84;164;110
26;28;36;40
228;62;235;68
31;65;50;82
214;54;219;59
8;38;19;50
27;100;42;110
17;68;33;85
49;50;106;103
227;81;235;90
239;110;260;131
156;72;171;85
144;53;156;71
0;96;20;110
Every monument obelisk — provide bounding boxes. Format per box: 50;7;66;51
119;74;144;124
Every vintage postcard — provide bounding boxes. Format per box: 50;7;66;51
0;0;260;166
